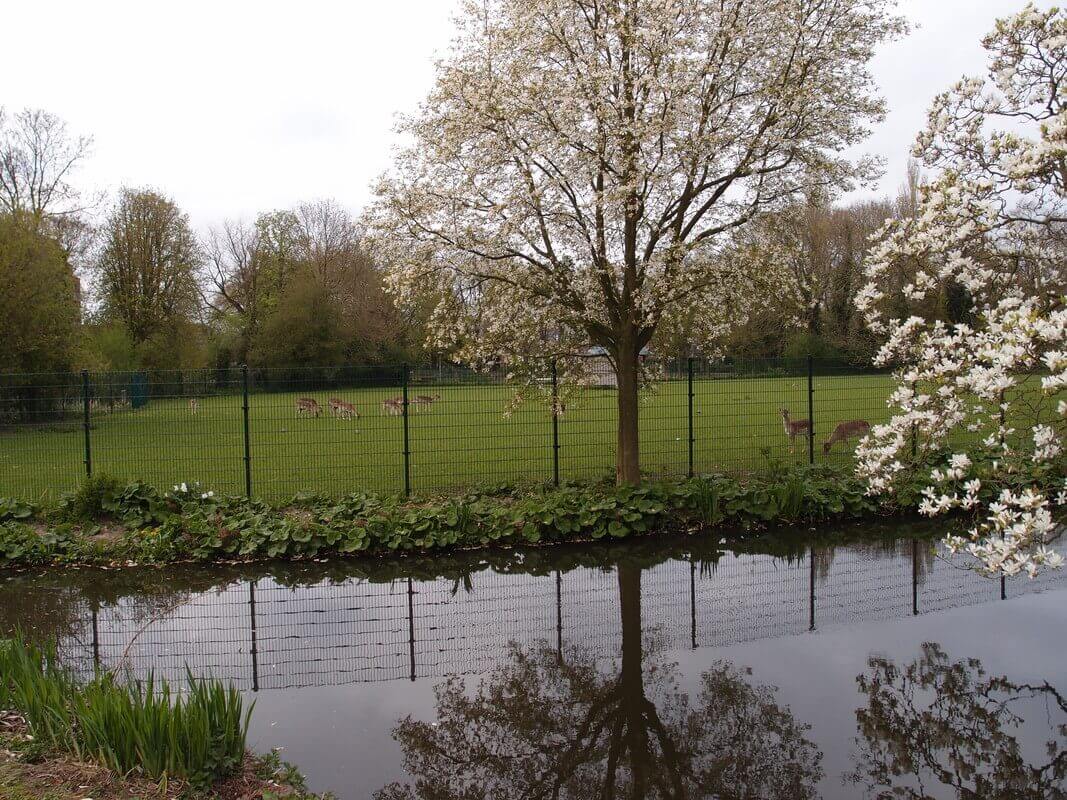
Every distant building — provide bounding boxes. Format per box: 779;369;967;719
582;346;649;388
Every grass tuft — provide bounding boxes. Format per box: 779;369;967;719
0;633;250;790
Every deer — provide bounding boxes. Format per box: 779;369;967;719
329;398;359;420
780;408;812;453
381;397;404;416
296;397;323;417
189;398;199;414
823;419;871;454
411;393;440;412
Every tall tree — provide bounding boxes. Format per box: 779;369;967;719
0;215;81;372
95;188;201;344
205;200;418;366
369;0;905;483
0;108;94;261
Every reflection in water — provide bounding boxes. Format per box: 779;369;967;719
377;566;823;800
849;643;1067;800
0;522;1065;799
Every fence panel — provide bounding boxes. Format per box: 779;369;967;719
0;357;898;502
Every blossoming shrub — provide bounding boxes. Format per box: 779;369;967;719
856;3;1067;576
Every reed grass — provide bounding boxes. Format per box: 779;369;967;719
0;634;251;789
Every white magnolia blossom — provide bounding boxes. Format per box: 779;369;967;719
857;4;1067;577
366;0;904;481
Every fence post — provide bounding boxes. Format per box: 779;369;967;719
687;357;695;477
808;545;816;631
249;580;259;692
555;570;563;663
806;355;815;465
551;360;560;487
911;538;919;615
241;365;252;498
689;558;697;649
407;577;416;681
81;369;92;478
402;365;411;496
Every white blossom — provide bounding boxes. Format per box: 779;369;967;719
365;0;904;481
857;4;1067;577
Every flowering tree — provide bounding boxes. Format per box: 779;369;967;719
367;0;903;483
856;4;1067;576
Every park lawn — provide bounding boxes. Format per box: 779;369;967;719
0;374;897;504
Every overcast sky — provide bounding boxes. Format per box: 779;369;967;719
4;0;1054;232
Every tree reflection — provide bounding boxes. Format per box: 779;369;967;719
376;564;822;799
848;642;1067;799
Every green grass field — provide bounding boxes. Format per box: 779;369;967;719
0;374;899;504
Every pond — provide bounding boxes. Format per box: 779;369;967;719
1;520;1065;799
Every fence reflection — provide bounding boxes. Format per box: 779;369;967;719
35;539;1067;692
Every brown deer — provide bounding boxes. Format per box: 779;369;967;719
780;408;812;453
331;399;359;420
823;419;871;453
412;393;440;412
189;398;199;414
381;397;404;416
296;397;323;417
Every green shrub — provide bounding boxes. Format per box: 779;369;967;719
0;634;250;789
56;473;125;521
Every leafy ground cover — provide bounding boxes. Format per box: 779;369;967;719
0;464;913;570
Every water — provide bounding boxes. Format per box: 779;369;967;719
1;520;1065;799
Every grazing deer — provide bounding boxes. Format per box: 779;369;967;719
823;419;871;453
780;408;812;453
329;398;359;420
552;397;567;417
411;393;440;412
296;397;323;417
189;398;199;414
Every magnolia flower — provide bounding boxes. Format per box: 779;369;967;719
856;4;1067;578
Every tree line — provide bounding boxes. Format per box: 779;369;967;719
0;108;428;375
1;104;962;377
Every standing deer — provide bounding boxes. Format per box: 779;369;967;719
823;419;871;453
189;398;199;414
296;397;323;417
780;408;812;453
329;398;359;420
412;393;440;412
381;397;404;416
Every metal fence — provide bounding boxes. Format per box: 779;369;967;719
0;356;894;503
29;538;1066;692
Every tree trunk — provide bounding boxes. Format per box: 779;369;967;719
615;335;641;485
617;564;648;795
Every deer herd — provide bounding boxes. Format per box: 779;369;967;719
180;387;864;455
780;408;870;454
292;393;442;419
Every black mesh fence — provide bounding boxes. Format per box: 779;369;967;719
0;356;895;503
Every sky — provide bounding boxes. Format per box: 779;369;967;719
3;0;1055;232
